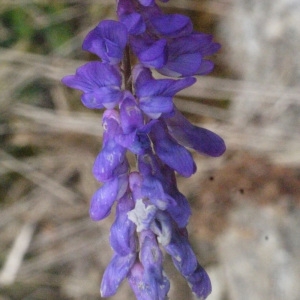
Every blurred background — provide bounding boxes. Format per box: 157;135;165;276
0;0;299;299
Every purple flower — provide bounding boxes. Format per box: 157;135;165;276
164;227;212;299
158;33;221;77
110;192;137;256
115;92;154;154
61;62;123;109
101;252;136;297
127;231;170;300
157;164;191;227
82;20;128;64
134;153;191;228
120;12;146;35
150;121;196;177
89;173;128;221
139;230;170;299
136;0;155;6
130;35;167;69
92;109;128;182
133;65;196;118
165;107;226;157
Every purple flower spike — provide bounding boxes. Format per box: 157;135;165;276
62;0;225;297
100;252;136;297
89;174;128;221
150;121;196;177
165;108;226;157
110;193;137;256
61;62;123;109
82;20;128;64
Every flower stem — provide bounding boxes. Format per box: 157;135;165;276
123;44;133;93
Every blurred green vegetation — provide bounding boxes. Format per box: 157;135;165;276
1;2;76;53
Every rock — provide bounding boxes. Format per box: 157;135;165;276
218;0;300;158
216;202;300;300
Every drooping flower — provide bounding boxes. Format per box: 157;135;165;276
164;227;212;299
92;110;127;182
165;107;226;157
149;120;197;177
89;173;128;221
101;252;137;297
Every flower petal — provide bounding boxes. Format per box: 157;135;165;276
136;75;196;97
158;53;202;77
197;59;215;75
130;36;167;68
150;14;193;38
150;211;172;246
137;0;154;6
127;199;157;232
81;87;123;109
186;264;212;299
139;96;173;118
